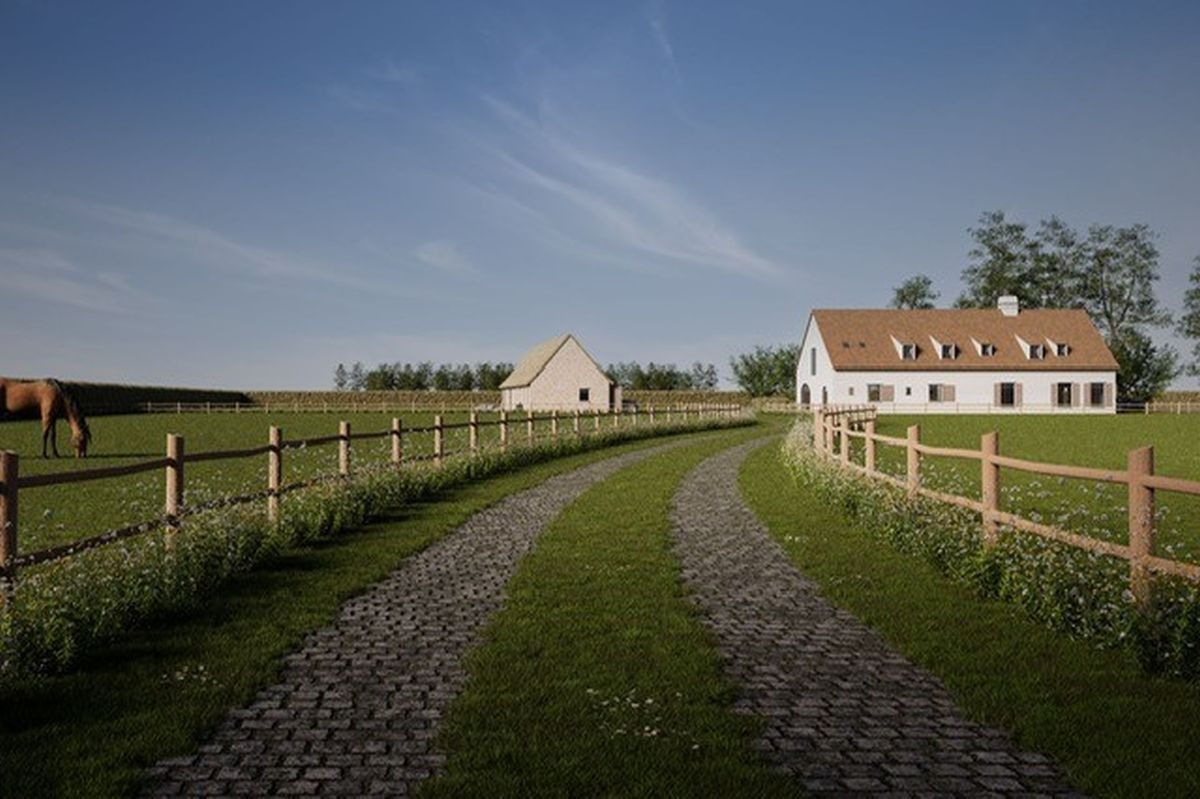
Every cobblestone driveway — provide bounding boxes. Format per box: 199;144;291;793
669;439;1083;797
144;439;689;797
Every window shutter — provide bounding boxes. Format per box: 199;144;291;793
993;383;1001;406
1051;384;1058;406
881;385;894;402
1015;383;1023;406
1103;382;1114;407
1073;384;1082;406
944;384;956;402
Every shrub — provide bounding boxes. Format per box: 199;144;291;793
0;417;750;680
780;418;1200;679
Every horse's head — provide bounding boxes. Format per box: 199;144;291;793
71;421;91;458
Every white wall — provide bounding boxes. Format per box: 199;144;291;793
502;338;613;411
796;316;1116;414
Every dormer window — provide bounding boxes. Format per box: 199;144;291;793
980;343;996;357
939;343;958;360
1056;342;1070;356
1029;344;1046;360
901;343;917;361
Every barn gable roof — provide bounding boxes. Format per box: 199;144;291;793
810;308;1118;372
500;333;611;389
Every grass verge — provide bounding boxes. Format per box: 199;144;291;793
0;425;747;799
740;441;1200;799
423;424;800;798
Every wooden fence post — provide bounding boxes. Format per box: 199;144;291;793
469;412;479;454
594;410;600;431
573;409;581;437
339;421;351;477
434;415;444;465
864;419;876;473
839;417;850;464
813;412;823;450
166;433;184;524
981;431;999;547
526;410;535;444
0;451;18;599
648;406;655;425
392;418;403;466
268;426;282;523
499;410;509;451
906;425;921;498
1128;446;1156;610
551;410;559;440
632;406;638;426
613;406;620;429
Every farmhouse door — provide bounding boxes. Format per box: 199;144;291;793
800;384;811;406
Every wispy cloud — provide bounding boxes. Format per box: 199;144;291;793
0;247;153;314
477;97;783;278
414;240;477;277
72;201;392;294
647;1;680;80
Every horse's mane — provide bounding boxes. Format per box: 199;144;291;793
46;379;88;428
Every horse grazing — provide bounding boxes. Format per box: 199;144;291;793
0;378;91;458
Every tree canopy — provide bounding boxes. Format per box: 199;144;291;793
890;274;939;309
730;344;799;396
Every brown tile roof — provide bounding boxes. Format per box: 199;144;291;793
500;333;612;389
810;308;1118;372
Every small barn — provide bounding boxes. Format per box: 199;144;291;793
500;334;621;412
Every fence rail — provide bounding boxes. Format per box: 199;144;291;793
0;405;740;599
812;405;1200;610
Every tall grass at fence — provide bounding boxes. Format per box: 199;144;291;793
0;414;749;680
784;418;1200;679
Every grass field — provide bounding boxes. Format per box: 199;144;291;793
863;414;1200;563
0;410;623;552
425;423;797;797
0;426;751;799
741;440;1200;798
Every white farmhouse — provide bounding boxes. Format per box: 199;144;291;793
500;333;621;412
797;297;1119;413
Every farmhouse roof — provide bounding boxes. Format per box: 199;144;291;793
500;333;612;389
809;307;1119;372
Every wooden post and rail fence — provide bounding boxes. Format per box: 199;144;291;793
0;404;741;600
812;405;1200;612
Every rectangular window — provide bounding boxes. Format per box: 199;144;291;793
867;384;881;402
902;343;917;360
1090;382;1105;406
904;386;912;397
848;386;855;396
579;388;590;402
1000;382;1015;406
928;384;944;402
810;347;817;376
1056;382;1073;406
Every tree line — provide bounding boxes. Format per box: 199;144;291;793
332;360;724;392
890;210;1200;401
333;362;516;392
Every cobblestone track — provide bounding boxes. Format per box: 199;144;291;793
669;439;1083;798
143;438;697;797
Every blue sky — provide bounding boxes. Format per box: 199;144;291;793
2;0;1198;389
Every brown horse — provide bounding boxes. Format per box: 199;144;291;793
0;378;91;458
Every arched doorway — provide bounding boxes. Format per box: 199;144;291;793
800;383;811;407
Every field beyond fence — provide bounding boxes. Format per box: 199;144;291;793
814;406;1200;611
0;404;741;600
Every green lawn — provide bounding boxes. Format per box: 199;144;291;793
863;414;1200;562
424;422;799;798
741;440;1200;799
0;427;743;799
0;409;636;552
